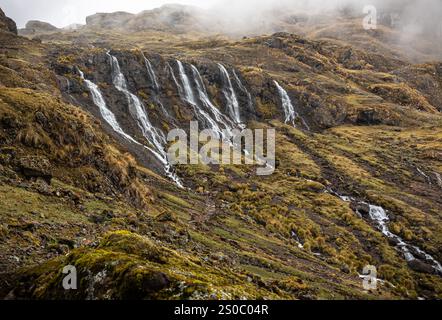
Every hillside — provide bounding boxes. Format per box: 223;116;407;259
1;5;442;300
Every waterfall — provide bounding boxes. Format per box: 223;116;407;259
416;167;432;185
66;78;71;94
167;62;183;96
107;53;183;187
141;53;172;119
142;52;160;92
274;81;310;130
191;64;236;134
175;60;227;137
338;194;442;274
176;60;197;106
78;68;140;145
218;64;241;124
233;69;254;112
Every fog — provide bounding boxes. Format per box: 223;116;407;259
1;0;441;44
0;0;212;28
207;0;442;35
2;0;441;30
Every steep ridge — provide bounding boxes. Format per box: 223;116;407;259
0;8;17;35
1;7;442;300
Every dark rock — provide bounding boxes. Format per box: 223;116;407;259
356;109;382;125
155;211;177;223
351;202;370;216
89;210;114;224
120;271;170;299
0;8;17;35
57;238;76;249
387;236;401;246
340;264;351;274
34;112;49;128
408;259;435;274
17;156;52;184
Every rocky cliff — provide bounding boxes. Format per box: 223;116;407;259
0;8;17;35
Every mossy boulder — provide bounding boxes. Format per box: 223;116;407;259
98;230;168;264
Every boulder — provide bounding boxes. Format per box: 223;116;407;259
356;109;382;125
17;156;52;184
0;8;17;35
350;202;370;216
408;259;435;274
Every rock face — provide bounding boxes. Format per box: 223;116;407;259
20;20;59;35
0;8;17;35
85;5;206;33
86;11;134;30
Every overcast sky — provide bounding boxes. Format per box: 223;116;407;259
0;0;214;28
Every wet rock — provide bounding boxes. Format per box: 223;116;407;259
350;202;370;216
387;237;401;246
17;156;52;185
408;259;435;274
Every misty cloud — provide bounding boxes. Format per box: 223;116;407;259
1;0;441;52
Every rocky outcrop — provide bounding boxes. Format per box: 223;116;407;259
86;11;134;30
19;20;59;36
16;156;52;184
0;8;17;35
85;5;207;33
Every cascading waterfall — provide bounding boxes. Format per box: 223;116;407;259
175;60;226;137
176;60;197;105
142;52;160;92
218;64;241;125
191;65;236;134
338;194;442;274
107;52;183;187
274;80;296;125
274;80;310;130
167;62;183;96
141;53;172;119
233;69;254;112
173;61;262;164
78;68;140;145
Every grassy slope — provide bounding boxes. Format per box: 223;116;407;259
1;22;442;300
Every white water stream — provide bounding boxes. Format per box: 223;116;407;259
274;81;310;130
107;53;182;187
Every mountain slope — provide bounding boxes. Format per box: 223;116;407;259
1;7;442;300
